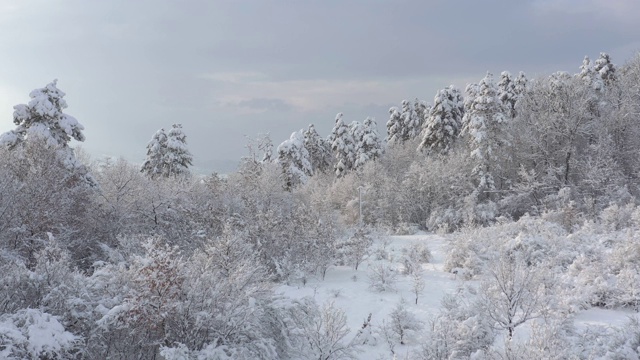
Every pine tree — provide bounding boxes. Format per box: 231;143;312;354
354;117;383;169
578;56;604;91
461;82;479;131
277;130;313;190
0;80;95;186
141;124;193;179
419;86;464;155
401;99;422;141
303;124;332;174
141;128;168;179
594;52;616;85
461;73;507;196
330;113;355;177
349;121;365;153
414;98;429;127
1;80;85;149
165;124;193;177
513;71;529;112
498;71;519;119
386;106;403;146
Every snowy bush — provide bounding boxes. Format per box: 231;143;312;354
416;290;494;360
600;203;636;231
0;309;80;359
401;242;431;275
336;226;374;270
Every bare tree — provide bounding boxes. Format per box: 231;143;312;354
479;251;546;339
411;270;425;305
367;261;398;292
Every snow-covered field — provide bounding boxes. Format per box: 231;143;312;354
279;233;637;359
279;233;459;358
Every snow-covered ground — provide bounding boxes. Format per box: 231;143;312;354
278;233;638;359
278;233;460;358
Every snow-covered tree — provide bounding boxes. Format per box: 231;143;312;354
349;120;365;160
411;270;425;305
461;73;507;197
165;124;193;177
594;52;616;85
141;124;193;179
0;80;95;186
419;86;464;155
386;106;403;146
336;227;374;270
386;99;427;146
498;71;518;119
368;261;398;292
577;56;604;91
514;71;528;98
513;71;604;190
480;251;546;339
0;80;85;150
354;117;383;169
277;130;313;190
303;124;332;174
414;98;430;126
401;99;422;141
141;128;168;179
287;299;359;360
258;133;274;163
330;113;355;177
384;300;423;345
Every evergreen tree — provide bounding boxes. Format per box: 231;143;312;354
594;52;616;85
578;56;604;91
141;128;168;179
349;121;365;152
461;82;479;131
0;79;95;186
461;73;507;197
354;117;383;169
414;98;429;127
513;71;529;111
498;71;518;119
277;130;312;190
303;124;332;174
419;86;464;155
1;80;85;149
386;106;403;146
165;124;193;177
401;99;422;141
330;113;355;177
141;124;193;179
514;71;528;95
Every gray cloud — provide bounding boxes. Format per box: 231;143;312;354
0;0;638;174
236;98;293;112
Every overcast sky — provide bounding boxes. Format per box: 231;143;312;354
0;0;638;173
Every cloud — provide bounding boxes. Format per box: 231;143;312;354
204;72;459;114
532;0;640;20
235;98;293;113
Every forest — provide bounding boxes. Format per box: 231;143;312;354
1;52;640;359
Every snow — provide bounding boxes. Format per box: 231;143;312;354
278;233;460;358
574;308;636;329
278;232;639;359
0;309;77;358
